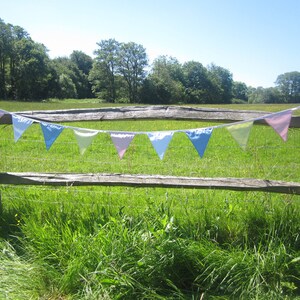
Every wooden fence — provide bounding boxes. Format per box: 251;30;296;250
1;105;300;127
0;106;299;194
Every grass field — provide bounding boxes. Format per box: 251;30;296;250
0;101;300;299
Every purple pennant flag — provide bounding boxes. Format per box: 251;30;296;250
12;115;33;142
40;122;64;150
186;128;213;158
110;132;135;159
264;110;292;141
147;131;174;160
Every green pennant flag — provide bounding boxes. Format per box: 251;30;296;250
226;121;253;150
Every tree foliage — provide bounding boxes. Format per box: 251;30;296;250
90;39;148;103
0;19;51;100
275;71;300;103
182;61;210;104
142;56;184;104
207;64;233;103
118;42;148;103
232;81;248;101
248;87;282;104
89;39;120;102
0;18;299;104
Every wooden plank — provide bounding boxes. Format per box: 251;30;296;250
1;106;299;127
0;172;299;194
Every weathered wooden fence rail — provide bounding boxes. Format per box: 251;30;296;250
1;106;299;194
1;173;299;195
1;105;300;127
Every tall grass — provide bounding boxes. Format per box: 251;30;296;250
2;186;299;299
0;101;300;299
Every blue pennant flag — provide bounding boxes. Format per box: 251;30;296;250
40;122;64;150
147;131;174;160
186;128;213;158
12;115;33;142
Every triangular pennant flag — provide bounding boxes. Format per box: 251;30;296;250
110;132;135;159
147;131;174;160
264;110;292;141
226;121;253;150
186;128;213;158
73;129;98;155
12;115;34;142
40;122;64;150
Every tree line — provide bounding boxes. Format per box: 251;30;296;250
1;19;299;103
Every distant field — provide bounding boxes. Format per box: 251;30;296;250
0;101;300;299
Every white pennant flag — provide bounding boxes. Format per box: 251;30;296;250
12;115;33;142
73;129;98;155
147;131;174;160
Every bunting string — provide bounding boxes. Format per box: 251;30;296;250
0;106;299;160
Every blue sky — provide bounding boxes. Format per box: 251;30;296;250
1;0;299;87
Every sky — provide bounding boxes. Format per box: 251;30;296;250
1;0;299;88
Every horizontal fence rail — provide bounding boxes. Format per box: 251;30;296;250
0;173;299;195
1;106;300;127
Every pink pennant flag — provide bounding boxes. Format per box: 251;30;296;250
73;129;98;155
110;132;135;159
264;110;292;141
226;121;253;150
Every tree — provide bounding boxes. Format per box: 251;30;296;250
51;56;92;99
248;87;282;103
275;71;300;103
8;25;51;100
0;20;53;100
90;39;120;102
207;64;233;103
141;56;184;104
232;81;248;101
118;42;148;103
59;73;77;98
70;51;93;98
70;50;93;75
0;19;11;98
182;61;210;103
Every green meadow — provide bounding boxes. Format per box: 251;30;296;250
0;101;300;299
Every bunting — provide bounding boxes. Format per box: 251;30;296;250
186;128;213;158
264;110;292;141
73;129;98;155
110;132;135;159
147;131;174;160
226;121;253;150
40;122;64;150
0;107;298;160
12;115;33;142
